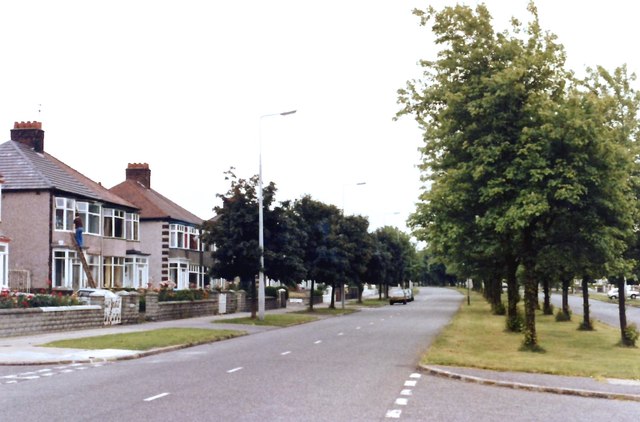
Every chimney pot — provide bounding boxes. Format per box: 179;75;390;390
11;121;44;152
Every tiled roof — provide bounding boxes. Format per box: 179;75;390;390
0;140;137;209
110;179;204;225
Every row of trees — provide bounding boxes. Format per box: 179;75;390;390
200;169;423;309
397;3;640;348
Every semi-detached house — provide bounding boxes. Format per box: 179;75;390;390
110;163;212;290
0;121;148;291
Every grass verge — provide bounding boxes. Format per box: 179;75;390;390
423;290;640;380
348;298;388;308
293;307;359;316
214;313;319;327
40;328;246;351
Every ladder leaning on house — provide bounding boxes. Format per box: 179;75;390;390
69;233;97;288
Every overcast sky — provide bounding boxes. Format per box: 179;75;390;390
1;1;638;234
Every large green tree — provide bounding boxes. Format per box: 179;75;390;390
396;2;639;348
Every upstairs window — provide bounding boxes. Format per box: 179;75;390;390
126;213;139;241
103;209;125;238
55;197;75;231
170;224;201;250
76;202;102;235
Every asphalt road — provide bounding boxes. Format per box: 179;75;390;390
547;291;640;327
2;288;639;421
0;287;462;421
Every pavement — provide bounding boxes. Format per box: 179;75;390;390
1;302;640;402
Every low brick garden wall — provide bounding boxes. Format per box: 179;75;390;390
0;305;103;338
0;289;274;337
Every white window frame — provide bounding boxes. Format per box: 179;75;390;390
0;243;8;289
124;256;148;288
103;209;126;239
76;201;102;236
103;256;125;288
126;213;140;241
169;259;189;290
170;224;201;251
52;249;78;289
54;197;75;231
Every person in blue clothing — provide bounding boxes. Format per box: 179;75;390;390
73;213;84;248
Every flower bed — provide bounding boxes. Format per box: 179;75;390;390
0;289;80;309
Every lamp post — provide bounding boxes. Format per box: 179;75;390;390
258;109;296;320
340;181;366;309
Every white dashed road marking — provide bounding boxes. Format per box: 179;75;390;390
314;340;322;344
144;393;170;402
227;367;243;373
386;373;423;419
281;351;291;356
386;409;402;419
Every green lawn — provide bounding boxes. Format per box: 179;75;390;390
41;328;246;351
213;313;318;327
423;290;640;380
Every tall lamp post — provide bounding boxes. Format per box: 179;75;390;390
340;181;367;309
258;109;296;320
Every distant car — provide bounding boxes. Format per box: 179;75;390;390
389;288;407;305
607;287;638;300
404;288;414;302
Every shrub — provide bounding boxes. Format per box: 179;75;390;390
492;302;506;316
555;308;572;322
158;289;208;302
622;323;639;347
505;312;523;332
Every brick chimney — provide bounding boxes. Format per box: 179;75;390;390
126;163;151;188
11;121;44;153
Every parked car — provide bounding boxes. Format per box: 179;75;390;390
389;288;407;305
404;288;414;302
607;287;639;300
75;288;118;304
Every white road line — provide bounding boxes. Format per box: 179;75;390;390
227;367;243;373
410;373;421;379
337;332;344;336
386;409;402;418
400;389;412;396
60;369;74;374
281;351;291;356
404;380;417;387
356;326;361;330
144;393;170;402
6;380;17;384
314;340;322;344
395;398;408;406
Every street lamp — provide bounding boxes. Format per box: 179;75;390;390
340;181;367;309
258;109;296;321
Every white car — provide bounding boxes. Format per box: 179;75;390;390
607;287;638;300
75;288;118;304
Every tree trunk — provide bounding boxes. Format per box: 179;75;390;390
250;276;257;319
542;278;552;315
505;257;520;331
561;277;571;320
617;276;629;345
309;279;315;312
357;284;363;304
581;275;593;330
522;262;538;348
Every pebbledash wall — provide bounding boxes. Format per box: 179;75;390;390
0;290;285;338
